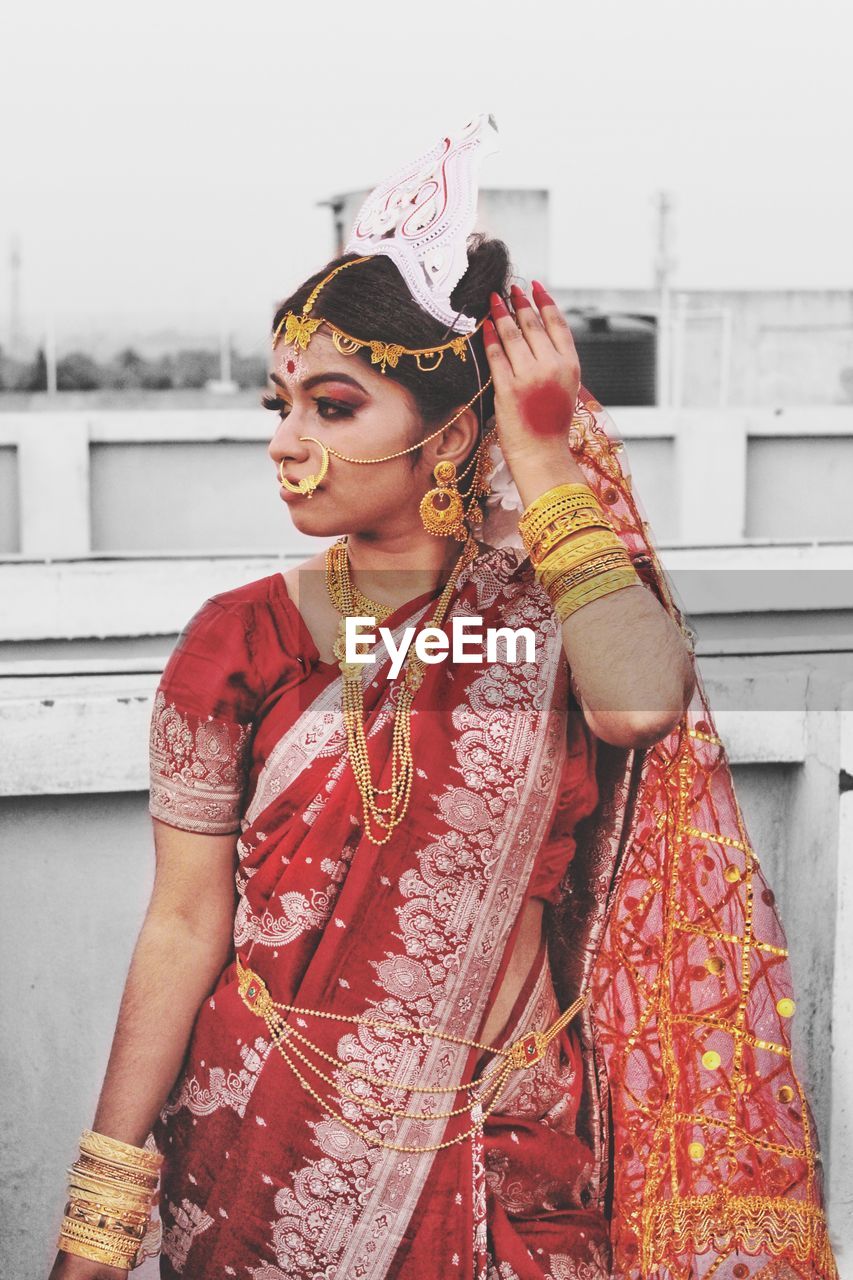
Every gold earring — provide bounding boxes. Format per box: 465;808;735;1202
419;461;468;540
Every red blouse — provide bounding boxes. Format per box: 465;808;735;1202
148;572;598;901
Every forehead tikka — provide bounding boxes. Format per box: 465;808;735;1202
272;256;488;376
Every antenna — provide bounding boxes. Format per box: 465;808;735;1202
653;191;676;407
9;235;22;355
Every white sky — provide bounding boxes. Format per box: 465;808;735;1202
1;0;851;352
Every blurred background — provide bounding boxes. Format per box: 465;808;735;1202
1;0;852;1274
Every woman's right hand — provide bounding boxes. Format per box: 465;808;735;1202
48;1251;128;1279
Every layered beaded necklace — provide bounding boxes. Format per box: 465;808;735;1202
324;536;478;845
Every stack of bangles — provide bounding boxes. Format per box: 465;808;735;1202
57;1128;162;1269
519;482;641;621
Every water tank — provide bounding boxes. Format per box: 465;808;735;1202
563;309;657;406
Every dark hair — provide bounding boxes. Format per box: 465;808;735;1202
271;234;513;434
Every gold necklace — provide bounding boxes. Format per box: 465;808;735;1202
325;542;393;634
325;536;478;845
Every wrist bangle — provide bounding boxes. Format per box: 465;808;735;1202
552;566;641;622
536;531;630;590
519;483;604;548
528;509;615;566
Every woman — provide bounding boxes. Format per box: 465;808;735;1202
51;129;838;1279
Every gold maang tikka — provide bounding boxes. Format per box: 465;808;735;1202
272;256;489;374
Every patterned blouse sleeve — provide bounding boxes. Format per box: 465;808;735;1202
148;598;258;835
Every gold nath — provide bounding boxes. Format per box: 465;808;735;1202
272;256;488;374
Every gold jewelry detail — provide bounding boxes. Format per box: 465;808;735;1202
64;1201;149;1236
325;542;393;651
546;550;635;591
528;509;615;566
419;460;467;540
74;1152;159;1190
518;483;603;545
272;256;488;373
328;535;477;844
236;956;586;1154
78;1129;162;1174
553;565;641;622
279;444;329;499
57;1129;161;1268
537;530;630;590
58;1215;140;1267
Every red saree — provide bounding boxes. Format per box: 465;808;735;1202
145;387;838;1280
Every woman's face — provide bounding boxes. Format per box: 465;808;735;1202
265;331;476;542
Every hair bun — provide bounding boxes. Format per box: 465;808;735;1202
450;233;513;322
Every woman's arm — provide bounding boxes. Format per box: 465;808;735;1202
511;449;695;750
483;285;695;749
49;820;238;1278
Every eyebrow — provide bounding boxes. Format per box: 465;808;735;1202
268;371;368;394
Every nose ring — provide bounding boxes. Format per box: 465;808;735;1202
278;437;329;498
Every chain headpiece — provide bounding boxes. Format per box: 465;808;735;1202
272;257;489;375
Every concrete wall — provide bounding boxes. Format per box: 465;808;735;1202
1;406;852;560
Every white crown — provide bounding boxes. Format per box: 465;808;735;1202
344;113;500;335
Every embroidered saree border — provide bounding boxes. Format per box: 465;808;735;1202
334;583;568;1276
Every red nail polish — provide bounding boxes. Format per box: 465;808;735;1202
532;280;555;305
490;291;509;315
510;284;532;309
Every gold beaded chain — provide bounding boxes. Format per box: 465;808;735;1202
236;957;586;1154
327;535;478;845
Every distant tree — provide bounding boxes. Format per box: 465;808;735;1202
28;348;48;392
173;349;218;389
233;354;267;389
57;351;103;391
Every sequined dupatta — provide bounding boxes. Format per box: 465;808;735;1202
545;390;839;1280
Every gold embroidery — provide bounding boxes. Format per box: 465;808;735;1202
642;1193;836;1276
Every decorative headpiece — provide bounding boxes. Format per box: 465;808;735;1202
345;113;500;334
273;113;500;374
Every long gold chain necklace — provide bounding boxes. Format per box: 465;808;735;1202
324;536;478;845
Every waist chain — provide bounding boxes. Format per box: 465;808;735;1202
235;953;586;1154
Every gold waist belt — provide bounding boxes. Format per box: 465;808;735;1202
235;954;586;1154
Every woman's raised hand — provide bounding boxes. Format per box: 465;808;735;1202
482;282;581;476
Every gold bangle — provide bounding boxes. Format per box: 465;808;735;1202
79;1129;163;1175
545;556;637;610
519;482;599;523
519;484;604;547
74;1152;159;1190
528;510;615;565
544;548;635;592
520;499;604;549
537;532;629;589
65;1198;150;1233
553;566;641;622
67;1169;155;1213
58;1215;140;1266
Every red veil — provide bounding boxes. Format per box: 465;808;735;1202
530;387;840;1279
